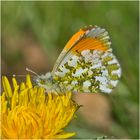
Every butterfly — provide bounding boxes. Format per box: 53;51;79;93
31;25;121;94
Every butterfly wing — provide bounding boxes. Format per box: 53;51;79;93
52;25;121;93
52;25;110;74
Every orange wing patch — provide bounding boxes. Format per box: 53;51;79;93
64;26;110;54
65;29;85;50
72;38;108;53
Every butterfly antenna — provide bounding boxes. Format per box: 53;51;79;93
13;74;26;77
26;67;39;76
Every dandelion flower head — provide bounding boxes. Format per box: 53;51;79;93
1;75;79;139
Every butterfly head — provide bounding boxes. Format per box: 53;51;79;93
34;72;53;87
26;68;53;87
34;72;63;93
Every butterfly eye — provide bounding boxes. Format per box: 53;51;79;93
33;76;40;84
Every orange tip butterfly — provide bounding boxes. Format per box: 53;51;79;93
32;25;121;94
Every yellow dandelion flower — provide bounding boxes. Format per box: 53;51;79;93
1;75;79;139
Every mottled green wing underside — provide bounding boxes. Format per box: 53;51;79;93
53;49;121;93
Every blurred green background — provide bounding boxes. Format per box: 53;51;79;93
1;1;139;139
